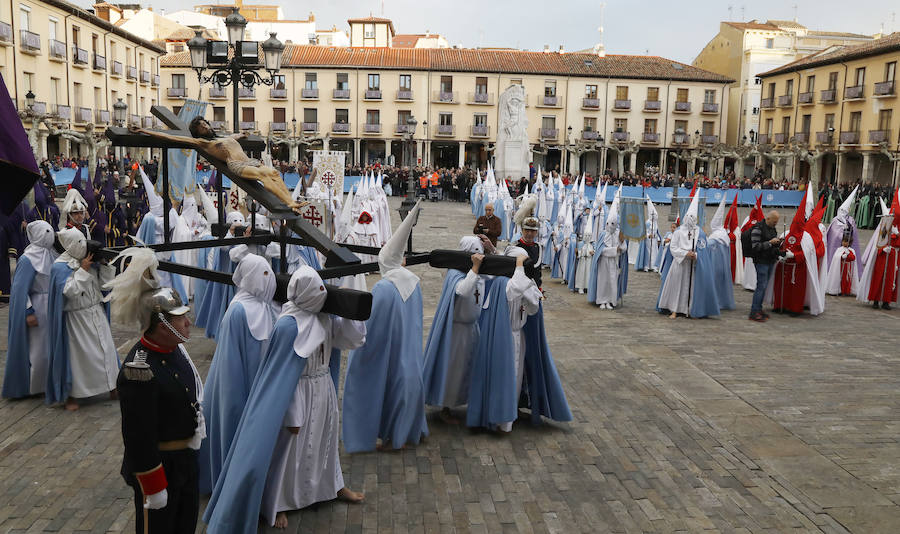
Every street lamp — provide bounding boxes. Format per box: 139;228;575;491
421;120;428;167
224;7;247;45
113;98;128;173
399;115;419;254
25;90;35;110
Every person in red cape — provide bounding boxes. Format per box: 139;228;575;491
725;193;740;281
772;192;809;315
859;189;900;309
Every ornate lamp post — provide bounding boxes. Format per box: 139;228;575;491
113;98;127;173
186;10;285;134
400;115;418;218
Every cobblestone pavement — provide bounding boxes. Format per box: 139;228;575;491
1;199;898;533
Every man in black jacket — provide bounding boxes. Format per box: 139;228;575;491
749;210;785;321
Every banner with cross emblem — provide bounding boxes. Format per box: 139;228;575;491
300;200;329;233
312;150;345;195
620;197;647;242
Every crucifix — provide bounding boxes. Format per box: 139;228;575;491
106;104;360;267
474;287;481;304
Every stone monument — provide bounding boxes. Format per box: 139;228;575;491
495;85;530;181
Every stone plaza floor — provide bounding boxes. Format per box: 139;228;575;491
1;198;898;533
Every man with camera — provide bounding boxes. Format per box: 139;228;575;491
748;211;785;322
473;203;502;247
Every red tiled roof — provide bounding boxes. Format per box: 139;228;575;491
759;32;900;77
162;45;732;82
724;21;779;31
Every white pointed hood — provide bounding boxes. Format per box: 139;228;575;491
683;190;700;230
337;183;356;240
606;187;622;228
61;188;88;223
805;181;816;219
378;200;422;300
194;188;218;225
584;209;594;239
710;192;727;232
140;166;164;217
838;185;859;218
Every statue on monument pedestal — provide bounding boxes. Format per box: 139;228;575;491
495;85;530;182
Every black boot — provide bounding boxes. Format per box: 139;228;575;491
883;302;892;310
873;301;880;309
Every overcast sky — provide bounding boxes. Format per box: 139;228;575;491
101;0;898;64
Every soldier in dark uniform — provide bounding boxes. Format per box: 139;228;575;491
116;283;203;534
517;215;542;289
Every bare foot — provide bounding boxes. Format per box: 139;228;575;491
65;399;79;411
439;408;460;425
376;441;406;452
273;512;288;529
668;312;677;319
109;389;118;400
337;487;365;503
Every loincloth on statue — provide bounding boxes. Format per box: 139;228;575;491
227;158;262;176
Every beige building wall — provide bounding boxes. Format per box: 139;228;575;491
2;0;163;160
759;44;899;185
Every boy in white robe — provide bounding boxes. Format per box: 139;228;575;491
574;213;594;293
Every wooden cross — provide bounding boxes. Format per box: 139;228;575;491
474;287;480;304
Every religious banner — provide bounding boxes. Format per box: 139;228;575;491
160;99;207;202
312;150;345;196
676;196;706;227
299;200;329;234
620;197;647;242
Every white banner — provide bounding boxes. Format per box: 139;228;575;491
312;150;346;196
298;200;329;233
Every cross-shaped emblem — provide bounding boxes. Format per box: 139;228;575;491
302;204;324;227
474;287;480;304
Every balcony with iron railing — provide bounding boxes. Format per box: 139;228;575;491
610;131;629;143
471;125;490;138
209;86;226;99
332;89;350;100
672;132;691;145
819;89;837;103
760;97;775;109
674;101;692;112
95;110;110;124
23;101;48;116
540;127;559;140
127;66;137;80
642;132;660;144
537;95;561;108
111;61;123;77
332;122;351;133
644;100;661;111
582;97;600;109
433;91;458;103
74;107;92;123
394;123;412;134
874;81;895;97
140;71;150;84
839;131;860;144
93;53;106;71
470;92;492;105
612;99;630;111
435;124;456;136
582;130;600;140
48;39;65;60
396;89;414;101
798;92;814;104
364;89;383;101
301;88;318;99
700;134;718;145
301;122;319;133
239;121;257;131
844;85;864;100
210;120;228;130
270;88;287;99
702;102;719;113
816;131;834;144
269;122;287;132
777;94;792;107
774;133;787;144
757;134;771;145
142;116;154;128
71;47;88;66
238;87;255;99
869;129;891;143
793;132;810;144
128;114;140;126
167;87;187;98
0;21;11;45
19;30;41;54
363;123;382;133
152;74;160;87
54;105;71;120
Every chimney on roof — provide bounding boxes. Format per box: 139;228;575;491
543;44;550;53
558;44;565;53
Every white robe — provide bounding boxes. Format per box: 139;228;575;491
27;272;51;394
62;265;119;398
824;246;858;295
593;234;627;305
575;241;594;292
497;267;542;432
261;316;366;525
441;270;485;408
658;227;698;315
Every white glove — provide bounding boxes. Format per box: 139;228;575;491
144;489;168;510
883;246;891;254
892;226;899;236
784;250;795;260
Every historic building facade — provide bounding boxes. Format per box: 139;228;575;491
758;33;899;185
